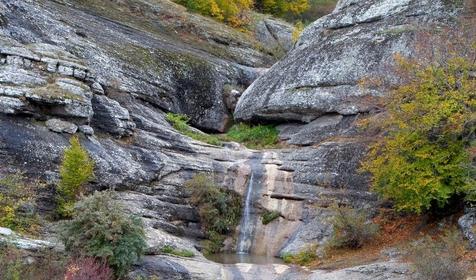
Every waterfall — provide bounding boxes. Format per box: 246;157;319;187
237;172;255;254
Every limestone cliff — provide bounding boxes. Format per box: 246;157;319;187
0;0;473;279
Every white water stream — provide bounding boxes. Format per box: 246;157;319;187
237;172;255;254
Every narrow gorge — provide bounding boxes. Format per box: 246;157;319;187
0;0;475;279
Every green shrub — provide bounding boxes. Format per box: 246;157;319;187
410;229;468;280
328;206;378;249
282;245;318;266
186;174;242;254
160;245;195;258
261;210;280;225
361;54;476;213
225;123;279;149
57;136;95;218
60;191;146;277
166;113;222;146
0;173;39;234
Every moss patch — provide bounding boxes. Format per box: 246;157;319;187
160;245;195;258
166;113;222;146
31;83;85;102
261;210;280;225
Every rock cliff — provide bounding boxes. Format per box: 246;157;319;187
0;0;472;279
234;0;464;123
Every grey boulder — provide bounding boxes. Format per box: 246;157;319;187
234;0;464;122
46;118;78;134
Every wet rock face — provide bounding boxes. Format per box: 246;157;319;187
234;0;463;123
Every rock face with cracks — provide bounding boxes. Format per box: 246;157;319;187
0;0;471;279
234;0;464;123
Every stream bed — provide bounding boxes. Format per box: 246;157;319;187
206;253;284;265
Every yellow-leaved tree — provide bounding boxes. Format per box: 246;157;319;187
256;0;309;17
57;135;95;217
361;51;476;213
177;0;253;27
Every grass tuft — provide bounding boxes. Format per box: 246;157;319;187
225;123;279;149
161;245;195;258
166;113;222;146
282;245;318;266
261;210;280;225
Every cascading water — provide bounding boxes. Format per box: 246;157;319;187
207;154;284;264
237;172;255;254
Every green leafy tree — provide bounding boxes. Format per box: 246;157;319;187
362;54;476;213
57;135;94;217
60;191;146;277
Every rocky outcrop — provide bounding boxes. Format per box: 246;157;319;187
0;0;282;132
458;209;476;249
1;0;470;279
255;18;294;55
128;255;410;280
234;0;465;123
308;261;410;280
0;227;57;251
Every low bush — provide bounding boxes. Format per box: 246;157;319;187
166;113;222;146
186;174;242;254
160;245;195;258
57;136;95;218
328;206;378;249
282;245;318;266
0;173;40;234
225;123;279;149
60;191;146;277
64;257;113;280
0;245;65;280
410;229;468;280
261;210;280;225
292;21;304;43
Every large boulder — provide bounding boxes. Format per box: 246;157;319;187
255;18;294;55
0;0;280;132
234;0;465;123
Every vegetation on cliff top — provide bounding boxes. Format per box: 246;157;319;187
175;0;337;26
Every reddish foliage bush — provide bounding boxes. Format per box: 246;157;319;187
64;257;113;280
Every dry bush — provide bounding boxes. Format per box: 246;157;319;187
410;229;468;280
329;206;379;249
64;257;113;280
